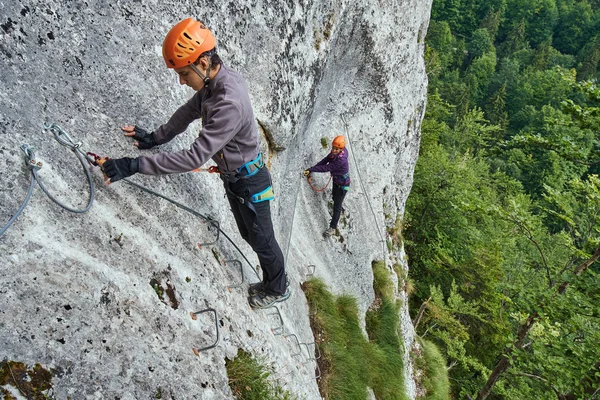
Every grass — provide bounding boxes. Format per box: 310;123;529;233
302;260;409;400
225;349;295;400
415;339;450;400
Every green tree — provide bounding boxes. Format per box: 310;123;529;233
465;51;497;106
502;0;559;48
553;0;594;55
480;7;503;41
476;175;600;399
577;34;600;80
468;29;494;60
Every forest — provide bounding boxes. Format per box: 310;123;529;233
405;0;600;398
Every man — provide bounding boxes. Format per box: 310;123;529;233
304;135;351;237
101;18;289;309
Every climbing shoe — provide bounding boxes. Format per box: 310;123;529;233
248;281;264;297
248;276;290;297
248;288;291;309
323;227;336;237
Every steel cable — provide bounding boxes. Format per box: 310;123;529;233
341;114;386;257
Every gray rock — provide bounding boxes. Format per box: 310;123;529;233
0;1;431;398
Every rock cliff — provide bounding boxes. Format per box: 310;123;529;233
0;0;431;398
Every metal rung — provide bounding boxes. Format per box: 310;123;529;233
190;308;220;353
268;306;284;335
301;341;321;361
283;333;302;357
197;219;220;247
224;259;244;289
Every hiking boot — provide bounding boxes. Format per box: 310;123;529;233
248;288;291;309
323;227;336;237
248;281;264;296
248;275;290;296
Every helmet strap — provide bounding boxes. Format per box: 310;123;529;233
190;61;212;87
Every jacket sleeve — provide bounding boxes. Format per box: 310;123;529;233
152;93;203;145
308;154;332;173
138;99;242;175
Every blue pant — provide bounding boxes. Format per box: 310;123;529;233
331;183;348;229
222;167;287;295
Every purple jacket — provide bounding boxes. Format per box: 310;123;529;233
308;148;351;186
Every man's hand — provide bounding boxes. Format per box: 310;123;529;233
303;170;311;177
122;125;157;149
99;157;139;184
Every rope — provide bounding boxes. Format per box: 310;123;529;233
306;175;332;192
122;178;260;280
341;114;386;257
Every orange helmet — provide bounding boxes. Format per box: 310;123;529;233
332;135;346;148
162;18;216;69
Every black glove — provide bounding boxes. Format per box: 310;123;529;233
131;126;157;149
102;157;139;183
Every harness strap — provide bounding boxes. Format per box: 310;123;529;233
223;181;257;214
237;153;264;178
251;186;274;203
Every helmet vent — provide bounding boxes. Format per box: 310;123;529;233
163;19;215;69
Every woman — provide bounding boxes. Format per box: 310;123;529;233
304;136;351;237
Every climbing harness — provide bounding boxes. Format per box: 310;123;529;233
237;152;264;178
251;186;274;203
217;153;273;212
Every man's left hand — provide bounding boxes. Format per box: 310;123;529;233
99;157;139;183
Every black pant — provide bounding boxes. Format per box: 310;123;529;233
222;167;286;295
331;183;348;229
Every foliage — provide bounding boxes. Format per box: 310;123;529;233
225;349;295;400
414;339;451;400
303;276;409;400
410;1;600;397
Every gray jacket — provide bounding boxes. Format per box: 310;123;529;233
138;64;260;175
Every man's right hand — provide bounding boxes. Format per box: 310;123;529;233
122;125;157;149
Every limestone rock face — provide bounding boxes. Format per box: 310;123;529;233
0;1;430;398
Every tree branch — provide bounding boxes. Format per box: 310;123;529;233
477;242;600;399
413;297;431;329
